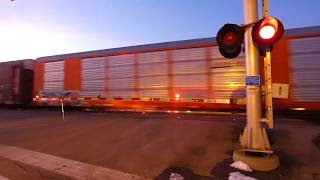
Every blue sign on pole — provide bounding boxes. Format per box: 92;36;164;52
246;75;260;86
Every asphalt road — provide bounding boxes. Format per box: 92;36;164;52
0;109;319;180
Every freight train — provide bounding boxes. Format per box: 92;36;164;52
1;26;320;111
0;60;34;107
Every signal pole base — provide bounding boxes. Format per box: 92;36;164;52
233;149;279;171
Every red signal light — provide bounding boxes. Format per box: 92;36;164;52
216;24;244;59
223;32;238;45
259;25;276;39
252;17;284;51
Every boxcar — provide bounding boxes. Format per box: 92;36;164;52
0;59;34;107
32;26;320;111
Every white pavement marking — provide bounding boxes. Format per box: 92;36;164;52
0;145;150;180
0;175;9;180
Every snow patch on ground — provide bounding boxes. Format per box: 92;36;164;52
230;161;253;172
228;172;258;180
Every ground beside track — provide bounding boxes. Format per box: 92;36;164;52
0;109;319;180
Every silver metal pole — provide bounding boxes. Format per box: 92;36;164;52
60;99;65;120
262;0;273;128
243;0;262;149
262;0;269;17
264;50;273;128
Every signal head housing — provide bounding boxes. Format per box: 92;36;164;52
216;24;244;59
252;17;284;50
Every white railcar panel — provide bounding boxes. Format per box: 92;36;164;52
210;46;246;99
43;61;64;91
138;51;167;64
81;58;106;95
172;47;206;61
290;37;320;102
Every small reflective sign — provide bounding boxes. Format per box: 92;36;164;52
246;75;260;86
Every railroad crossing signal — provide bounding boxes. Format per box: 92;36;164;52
216;24;244;59
216;17;283;58
252;16;284;51
217;0;283;171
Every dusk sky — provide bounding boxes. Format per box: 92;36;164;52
0;0;319;61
